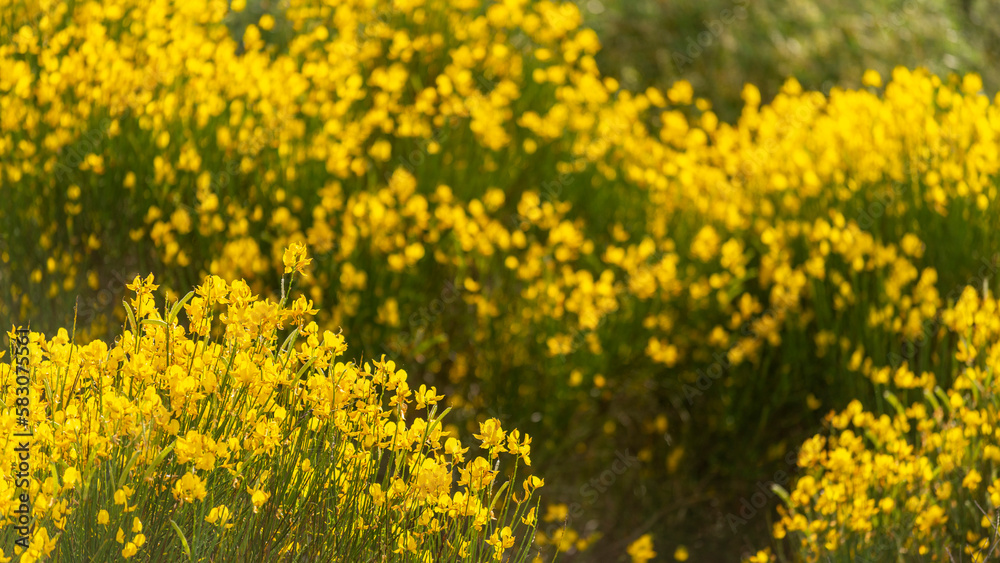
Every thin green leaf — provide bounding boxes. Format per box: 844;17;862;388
168;290;196;324
169;519;193;560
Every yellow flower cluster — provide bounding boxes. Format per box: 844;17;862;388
773;287;1000;560
3;0;1000;556
0;250;541;561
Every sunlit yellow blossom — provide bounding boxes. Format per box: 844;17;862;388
282;242;312;276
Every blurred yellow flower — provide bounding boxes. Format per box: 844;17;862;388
627;534;656;563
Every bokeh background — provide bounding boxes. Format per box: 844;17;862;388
3;0;1000;561
587;0;1000;121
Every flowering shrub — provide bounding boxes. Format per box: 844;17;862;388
0;253;542;562
2;0;1000;558
769;287;1000;560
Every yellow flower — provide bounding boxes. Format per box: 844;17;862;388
98;510;110;526
125;275;158;296
170;208;192;234
172;473;207;504
113;486;135;510
862;69;882;88
249;487;271;512
369;483;385;506
543;504;568;523
667;80;693;105
962;72;983;94
205;505;232;526
282;242;312;276
459;457;497;491
963;469;982;491
521;507;537;526
486;526;515;560
627;534;656;563
522;475;544;497
63;467;81;489
474;418;507;456
122;542;138;558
